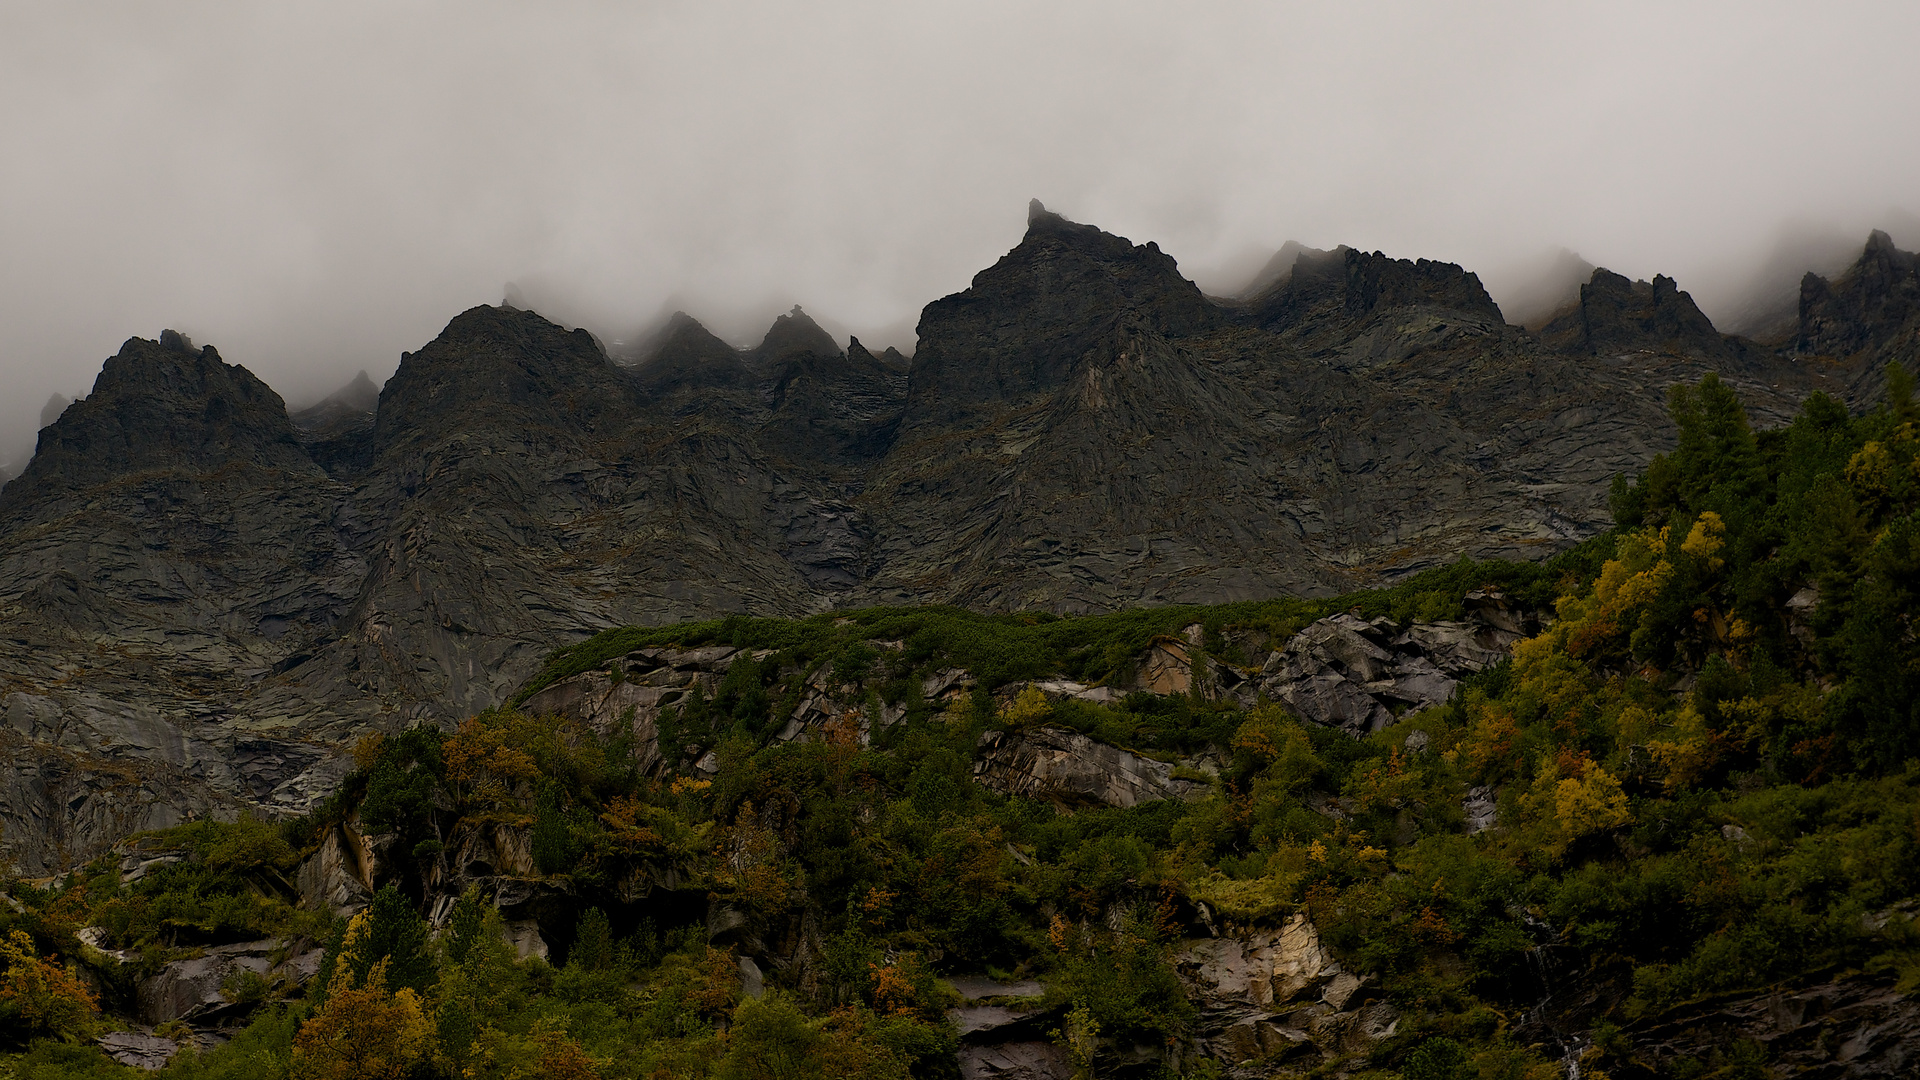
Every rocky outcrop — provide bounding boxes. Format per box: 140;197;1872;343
134;938;322;1025
1540;268;1731;359
296;822;377;915
1613;977;1920;1079
1240;607;1523;736
973;727;1206;808
1178;915;1401;1072
1798;231;1920;360
1794;231;1920;407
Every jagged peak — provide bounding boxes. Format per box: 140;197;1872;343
845;336;910;375
1537;266;1725;357
1;334;311;510
1255;245;1502;329
1796;229;1920;357
754;305;841;364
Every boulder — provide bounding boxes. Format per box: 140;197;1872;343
973;728;1206;808
1247;611;1522;736
1178;914;1336;1009
97;1031;183;1071
135;938;318;1025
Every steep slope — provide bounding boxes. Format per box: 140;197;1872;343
1797;231;1920;404
0;333;364;873
285;305;848;729
863;211;1806;611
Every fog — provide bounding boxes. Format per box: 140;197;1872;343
3;2;1918;470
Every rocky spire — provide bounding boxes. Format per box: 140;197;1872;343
1;332;313;514
905;203;1219;428
753;305;841;365
1539;268;1727;358
1797;230;1920;357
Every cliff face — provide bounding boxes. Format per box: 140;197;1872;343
1539;269;1730;360
1795;231;1920;406
0;207;1847;873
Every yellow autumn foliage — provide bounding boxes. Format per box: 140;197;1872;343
1552;766;1630;846
1000;684;1052;725
293;959;434;1080
1681;511;1727;570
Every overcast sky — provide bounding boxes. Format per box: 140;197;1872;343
3;1;1918;465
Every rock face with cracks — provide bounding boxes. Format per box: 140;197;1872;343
973;727;1208;808
1177;915;1403;1074
1243;607;1522;735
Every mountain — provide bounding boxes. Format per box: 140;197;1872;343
0;206;1872;875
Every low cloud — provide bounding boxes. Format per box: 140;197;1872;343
1;1;1916;466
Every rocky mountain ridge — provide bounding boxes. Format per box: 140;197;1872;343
2;210;1916;876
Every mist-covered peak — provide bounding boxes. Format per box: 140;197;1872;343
372;304;624;454
1234;241;1334;300
905;206;1219;426
753;305;841;365
1537;267;1727;357
290;370;382;435
631;311;751;395
1797;229;1920;357
1253;245;1502;331
1494;247;1597;330
333;371;381;413
39;393;71;430
1;333;312;513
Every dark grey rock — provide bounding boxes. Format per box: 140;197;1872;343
98;1031;181;1071
957;1039;1073;1080
1248;612;1512;736
973;727;1205;808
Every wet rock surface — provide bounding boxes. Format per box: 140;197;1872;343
136;938;322;1025
97;1031;184;1071
950;974;1066;1080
